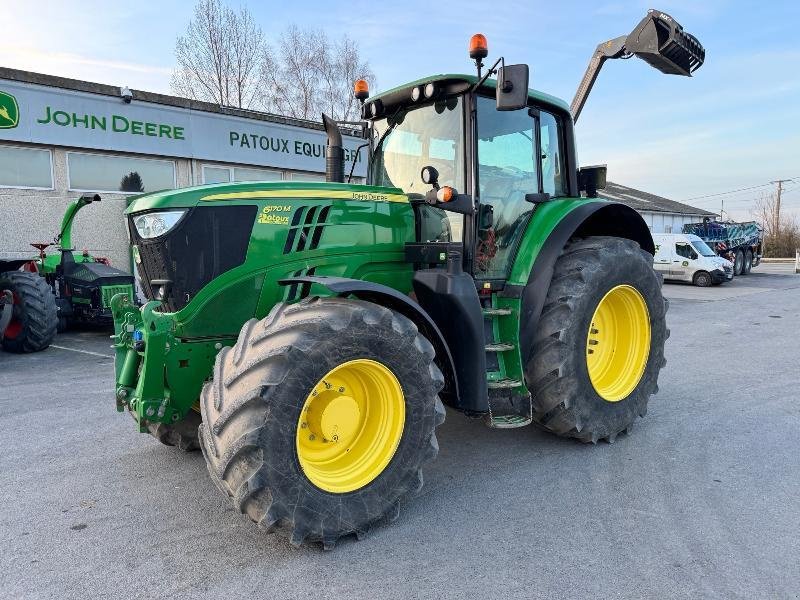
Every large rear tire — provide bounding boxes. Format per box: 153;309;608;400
199;297;445;548
525;237;668;443
0;271;57;353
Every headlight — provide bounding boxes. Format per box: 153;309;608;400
133;210;186;239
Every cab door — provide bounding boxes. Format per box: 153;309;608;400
673;242;696;281
472;97;567;280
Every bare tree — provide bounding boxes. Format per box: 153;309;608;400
752;192;799;257
259;25;374;121
170;0;264;108
171;3;375;120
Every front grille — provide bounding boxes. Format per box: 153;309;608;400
130;205;257;312
101;285;133;307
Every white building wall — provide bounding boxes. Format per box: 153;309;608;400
640;211;707;234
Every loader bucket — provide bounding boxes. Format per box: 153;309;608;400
625;10;705;76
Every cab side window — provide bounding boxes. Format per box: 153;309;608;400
539;111;566;197
675;243;696;259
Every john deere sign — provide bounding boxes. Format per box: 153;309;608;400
0;90;19;129
0;78;366;176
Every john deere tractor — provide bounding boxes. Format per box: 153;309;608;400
111;10;704;548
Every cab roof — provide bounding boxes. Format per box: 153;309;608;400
369;73;570;114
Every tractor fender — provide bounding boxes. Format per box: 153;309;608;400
517;201;654;368
278;275;459;405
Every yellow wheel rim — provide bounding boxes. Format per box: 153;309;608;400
586;285;651;402
296;359;405;494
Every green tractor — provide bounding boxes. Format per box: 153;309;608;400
111;10;704;548
1;194;135;352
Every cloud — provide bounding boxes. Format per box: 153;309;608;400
0;45;172;92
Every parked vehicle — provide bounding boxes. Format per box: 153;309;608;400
110;9;704;548
1;194;135;352
683;219;763;276
653;233;732;286
0;261;57;353
31;194;135;331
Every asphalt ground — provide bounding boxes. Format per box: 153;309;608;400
1;263;798;599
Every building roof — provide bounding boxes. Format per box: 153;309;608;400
0;66;361;137
600;182;716;217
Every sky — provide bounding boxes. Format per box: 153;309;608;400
4;0;799;220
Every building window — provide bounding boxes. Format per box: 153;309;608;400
202;165;283;184
67;152;175;194
234;166;282;182
288;171;326;182
203;166;231;184
0;145;53;189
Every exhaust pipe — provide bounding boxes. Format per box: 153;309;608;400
322;113;344;183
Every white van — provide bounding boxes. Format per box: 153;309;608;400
652;233;733;286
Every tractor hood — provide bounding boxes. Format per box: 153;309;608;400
125;181;408;214
125;181;416;332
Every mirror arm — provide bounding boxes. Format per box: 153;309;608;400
472;56;505;91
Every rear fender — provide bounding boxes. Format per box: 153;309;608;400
514;200;653;368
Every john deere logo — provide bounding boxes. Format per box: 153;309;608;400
0;91;20;129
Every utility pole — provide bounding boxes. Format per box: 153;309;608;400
771;179;792;236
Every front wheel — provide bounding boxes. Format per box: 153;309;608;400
693;271;713;287
199;297;445;548
525;237;668;443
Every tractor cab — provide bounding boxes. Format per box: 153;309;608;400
359;71;576;281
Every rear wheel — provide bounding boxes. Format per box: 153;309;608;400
525;237;668;443
0;271;57;353
693;271;713;287
199;297;445;548
733;249;744;276
742;249;753;274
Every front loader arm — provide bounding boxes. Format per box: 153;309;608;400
570;9;705;123
570;36;627;123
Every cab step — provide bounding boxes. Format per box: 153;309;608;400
485;413;533;429
485;342;515;352
487;378;523;389
482;307;512;316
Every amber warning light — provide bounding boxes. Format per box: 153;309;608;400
469;34;488;60
354;79;369;101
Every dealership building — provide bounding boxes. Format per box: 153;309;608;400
0;67;713;274
0;67;366;270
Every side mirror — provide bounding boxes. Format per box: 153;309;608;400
79;194;101;204
578;165;607;198
496;64;529;111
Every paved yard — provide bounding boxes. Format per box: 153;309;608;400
1;264;798;599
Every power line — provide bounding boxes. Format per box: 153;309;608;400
682;176;799;202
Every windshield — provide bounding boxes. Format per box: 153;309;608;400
369;97;465;196
691;240;716;257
